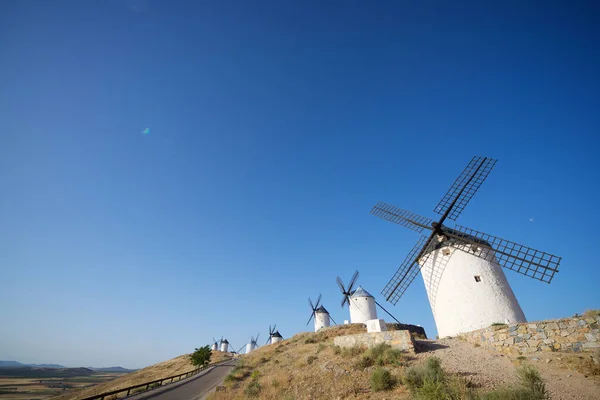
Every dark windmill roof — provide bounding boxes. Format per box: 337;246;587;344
424;226;492;254
315;305;329;314
272;330;283;338
350;286;374;298
222;339;229;344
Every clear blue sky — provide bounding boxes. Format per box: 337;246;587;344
1;1;598;369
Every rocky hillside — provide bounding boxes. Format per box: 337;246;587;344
208;324;599;399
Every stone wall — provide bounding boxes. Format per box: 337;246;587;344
459;314;600;355
333;330;415;352
386;323;427;339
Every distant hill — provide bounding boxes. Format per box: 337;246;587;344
0;366;94;378
90;367;136;373
0;361;132;371
0;360;66;368
0;360;25;367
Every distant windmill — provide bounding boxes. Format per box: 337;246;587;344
266;325;283;344
306;293;337;332
245;333;260;354
220;338;230;352
371;156;561;337
337;270;401;324
211;337;219;352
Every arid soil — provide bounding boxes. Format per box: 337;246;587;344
416;338;600;400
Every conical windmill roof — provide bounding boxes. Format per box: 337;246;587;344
222;339;229;344
272;330;283;338
350;286;374;298
315;305;329;314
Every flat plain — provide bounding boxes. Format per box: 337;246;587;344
0;373;125;400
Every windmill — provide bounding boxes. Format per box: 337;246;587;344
371;156;561;338
219;338;230;352
211;337;219;352
245;333;260;354
307;293;337;332
266;324;276;345
266;324;283;344
337;270;402;324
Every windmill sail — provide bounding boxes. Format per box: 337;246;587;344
451;225;561;283
433;156;497;221
370;202;434;233
381;235;434;304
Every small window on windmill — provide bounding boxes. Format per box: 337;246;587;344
470;244;479;253
442;248;451;256
474;275;481;283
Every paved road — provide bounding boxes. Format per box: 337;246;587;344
128;359;237;400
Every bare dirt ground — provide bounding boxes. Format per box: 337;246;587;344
416;338;600;400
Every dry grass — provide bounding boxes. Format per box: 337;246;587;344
207;325;558;400
208;325;414;400
582;309;600;318
559;351;600;377
49;351;232;400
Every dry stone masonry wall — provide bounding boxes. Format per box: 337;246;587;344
459;315;600;355
333;330;415;352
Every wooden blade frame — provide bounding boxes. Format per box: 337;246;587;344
382;235;433;304
434;156;497;221
371;202;434;234
452;224;561;283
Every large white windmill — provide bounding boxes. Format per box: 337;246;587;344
245;333;260;354
306;293;337;332
371;156;561;338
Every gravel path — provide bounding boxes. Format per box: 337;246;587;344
414;338;600;400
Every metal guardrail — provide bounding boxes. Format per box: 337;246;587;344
81;359;232;400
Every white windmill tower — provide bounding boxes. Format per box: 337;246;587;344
211;337;219;352
266;325;283;344
220;338;230;352
245;333;259;354
372;156;562;338
336;270;403;325
307;293;337;332
336;271;377;324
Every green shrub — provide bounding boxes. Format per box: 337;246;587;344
370;368;395;392
414;378;447;399
355;355;375;369
403;357;446;393
341;346;365;358
518;365;550;399
189;345;212;367
369;343;389;358
306;355;317;365
379;348;406;366
250;370;261;380
244;379;261;397
478;365;549;400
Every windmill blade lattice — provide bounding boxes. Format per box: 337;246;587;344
337;270;359;307
433;156;497;221
451;225;561;283
371;202;434;233
381;235;434;304
306;294;322;325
